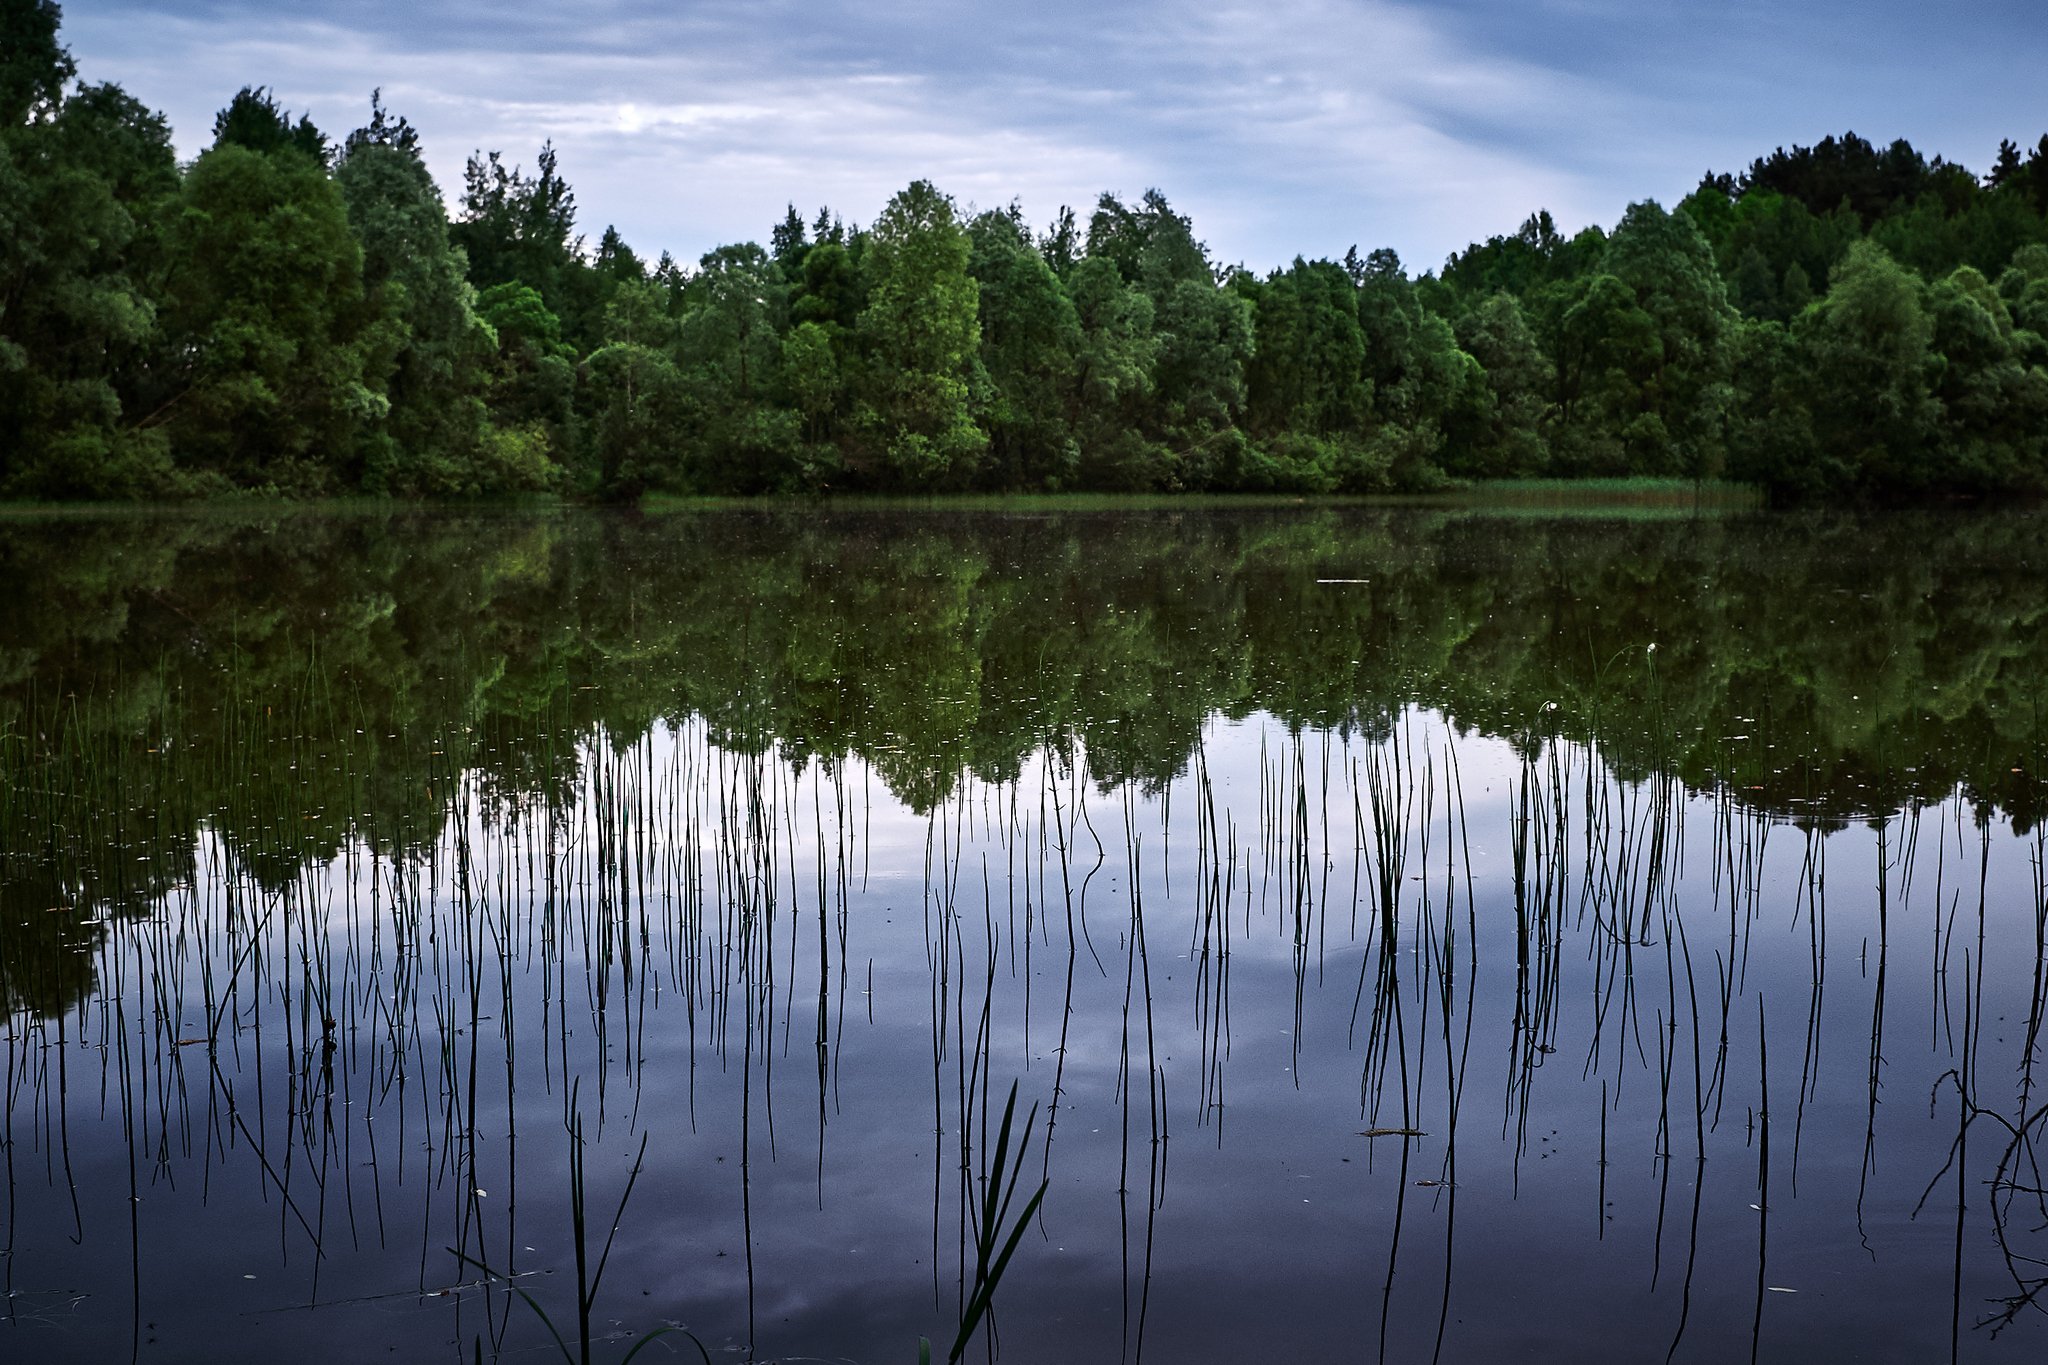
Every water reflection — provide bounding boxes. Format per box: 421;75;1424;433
1;506;2045;1361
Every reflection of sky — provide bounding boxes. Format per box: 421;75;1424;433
10;711;2046;1361
62;1;2048;274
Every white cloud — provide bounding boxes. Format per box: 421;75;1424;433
63;7;1146;259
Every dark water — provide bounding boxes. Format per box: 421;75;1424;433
3;504;2046;1363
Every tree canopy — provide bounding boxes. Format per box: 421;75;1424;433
7;1;2048;503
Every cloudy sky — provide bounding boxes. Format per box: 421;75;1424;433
60;0;2048;274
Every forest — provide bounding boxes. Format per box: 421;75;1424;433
5;1;2048;503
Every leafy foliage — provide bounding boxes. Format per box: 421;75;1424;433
855;180;986;487
7;2;2048;502
0;0;71;125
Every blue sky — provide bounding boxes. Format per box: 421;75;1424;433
60;0;2048;274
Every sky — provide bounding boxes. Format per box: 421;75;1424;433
58;0;2048;275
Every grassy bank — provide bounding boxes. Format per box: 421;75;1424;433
638;477;1764;516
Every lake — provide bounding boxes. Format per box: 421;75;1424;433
3;503;2046;1363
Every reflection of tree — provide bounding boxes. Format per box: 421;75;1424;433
0;713;198;1014
3;506;2046;1015
1;865;106;1016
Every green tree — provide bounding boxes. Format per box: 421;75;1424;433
1782;262;1815;314
0;0;71;125
1540;272;1656;472
1244;258;1366;437
1450;292;1551;475
769;203;808;272
476;281;577;470
593;225;643;285
1133;198;1251;474
581;286;692;497
967;209;1080;488
1598;200;1736;476
1924;265;2048;490
675;243;802;492
1355;250;1479;460
154;113;383;490
336;94;520;493
1780;240;1940;496
2001;245;2048;360
680;244;780;404
791;239;863;331
1064;254;1159;486
1438;211;1586;302
1149;277;1253;475
1729;244;1780;319
853;180;985;487
1130;191;1212;296
0;81;180;495
781;321;843;454
452;142;579;310
211;86;330;165
1040;205;1080;277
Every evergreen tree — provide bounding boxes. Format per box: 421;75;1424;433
769;204;807;271
452;142;579;305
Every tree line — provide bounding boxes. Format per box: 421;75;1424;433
5;1;2048;502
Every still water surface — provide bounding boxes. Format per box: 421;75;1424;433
2;505;2046;1363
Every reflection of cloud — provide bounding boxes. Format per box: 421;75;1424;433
63;0;2048;274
